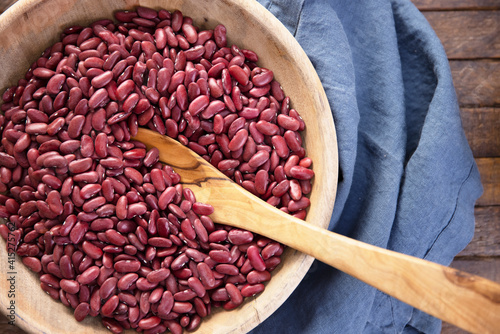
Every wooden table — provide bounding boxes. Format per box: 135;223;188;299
0;0;498;333
411;1;500;332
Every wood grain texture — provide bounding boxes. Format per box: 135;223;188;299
422;11;500;59
461;108;500;157
475;158;500;207
0;0;498;334
457;206;500;257
412;0;500;11
442;258;500;334
414;1;500;333
450;60;500;106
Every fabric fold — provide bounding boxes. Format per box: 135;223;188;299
252;0;482;333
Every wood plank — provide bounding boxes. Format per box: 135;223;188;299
475;159;500;207
457;206;500;257
461;108;500;158
0;314;25;334
412;0;500;11
475;158;500;207
450;60;500;107
0;0;17;14
442;321;469;334
422;11;500;59
442;258;500;333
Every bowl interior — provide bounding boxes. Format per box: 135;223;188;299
0;0;338;333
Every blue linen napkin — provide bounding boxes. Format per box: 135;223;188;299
252;0;483;333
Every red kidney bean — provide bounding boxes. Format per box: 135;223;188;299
172;301;193;314
225;283;243;306
289;165;315;180
218;159;239;171
228;65;248;86
60;279;80;295
216;264;239;276
77;265;100;285
82;196;106;212
101;295;119;316
115;195;128;220
228;128;248;152
46;191;64;215
174;289;197;302
91;71;113;88
25;123;48;135
46;73;66;95
117;273;139;290
124;167;143;184
68;157;92;174
241;283;265;297
114;259;141;273
146;268;170;283
227;229;254;245
247;245;266;272
289;179;302;201
188;95;209;116
138;316;161;330
254;169;269;195
247;270;271;284
148;237;173;248
197;262;215;289
22;256;42;273
248;150;270;168
158;290;174;317
98;277;118;300
73;302;90;322
272;179;290;198
238;107;259;120
66;115;85;139
89;218;113;231
81;241;103;261
211;287;229;302
192;202;214;216
209;249;231;264
288;196;311;212
271;135;289;159
283;130;302;152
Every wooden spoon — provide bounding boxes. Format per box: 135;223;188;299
133;127;500;334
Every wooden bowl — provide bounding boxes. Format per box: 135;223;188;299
0;0;338;333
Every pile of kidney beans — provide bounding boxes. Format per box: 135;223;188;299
0;6;314;334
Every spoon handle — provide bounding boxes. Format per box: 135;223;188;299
134;128;500;334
